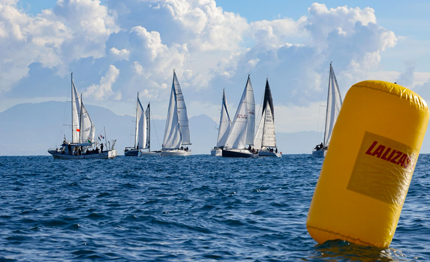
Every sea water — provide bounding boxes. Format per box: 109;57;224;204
0;154;429;261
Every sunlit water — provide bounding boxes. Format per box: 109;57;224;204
1;154;429;261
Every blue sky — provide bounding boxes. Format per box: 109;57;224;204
3;0;430;134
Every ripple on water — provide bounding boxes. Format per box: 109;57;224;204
0;154;430;260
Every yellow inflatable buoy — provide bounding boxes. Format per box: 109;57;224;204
306;80;429;248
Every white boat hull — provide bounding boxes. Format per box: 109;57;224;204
161;149;191;156
49;149;117;159
211;148;222;156
258;150;282;157
140;151;161;156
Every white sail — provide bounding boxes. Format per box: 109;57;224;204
253;109;265;150
162;79;182;150
225;76;254;149
173;72;191;145
145;103;151;149
254;78;277;150
71;74;81;143
245;77;255;145
262;102;276;147
323;63;343;147
216;89;231;148
136;95;145;149
79;99;95;145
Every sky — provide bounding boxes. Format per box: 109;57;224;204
2;0;430;135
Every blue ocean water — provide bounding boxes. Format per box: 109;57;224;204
0;154;429;261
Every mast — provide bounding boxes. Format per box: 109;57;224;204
261;78;268;148
323;63;331;148
71;73;73;142
104;127;107;150
262;107;266;149
148;103;151;152
79;93;83;143
134;92;139;149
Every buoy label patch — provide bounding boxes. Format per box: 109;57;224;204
347;132;416;205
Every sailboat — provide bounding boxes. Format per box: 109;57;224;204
161;71;191;156
254;78;282;157
140;103;161;156
124;93;147;156
312;62;343;157
222;75;257;158
211;89;231;156
48;73;117;159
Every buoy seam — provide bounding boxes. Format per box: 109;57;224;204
307;225;376;247
354;84;427;110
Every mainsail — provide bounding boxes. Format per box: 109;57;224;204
225;75;255;149
323;63;343;148
162;72;183;150
71;74;81;143
245;76;255;145
216;89;231;148
254;79;276;150
135;94;145;149
173;72;191;145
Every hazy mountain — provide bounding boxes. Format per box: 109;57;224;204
2;102;428;156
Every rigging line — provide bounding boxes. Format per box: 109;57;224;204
61;80;70;143
315;65;332;145
255;81;265;130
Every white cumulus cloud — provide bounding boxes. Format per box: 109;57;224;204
84;65;120;100
110;47;130;60
0;0;119;94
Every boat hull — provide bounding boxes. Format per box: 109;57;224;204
211;148;222;156
49;149;117;159
161;149;191;156
258;150;282;157
140;151;161;156
124;149;140;156
222;149;257;158
312;149;325;157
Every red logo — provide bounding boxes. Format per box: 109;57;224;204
365;140;412;169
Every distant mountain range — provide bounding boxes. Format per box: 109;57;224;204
2;101;429;156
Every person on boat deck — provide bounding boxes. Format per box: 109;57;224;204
275;148;278;153
101;143;103;152
248;145;251;150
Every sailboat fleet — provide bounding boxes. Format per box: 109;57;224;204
48;63;340;159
